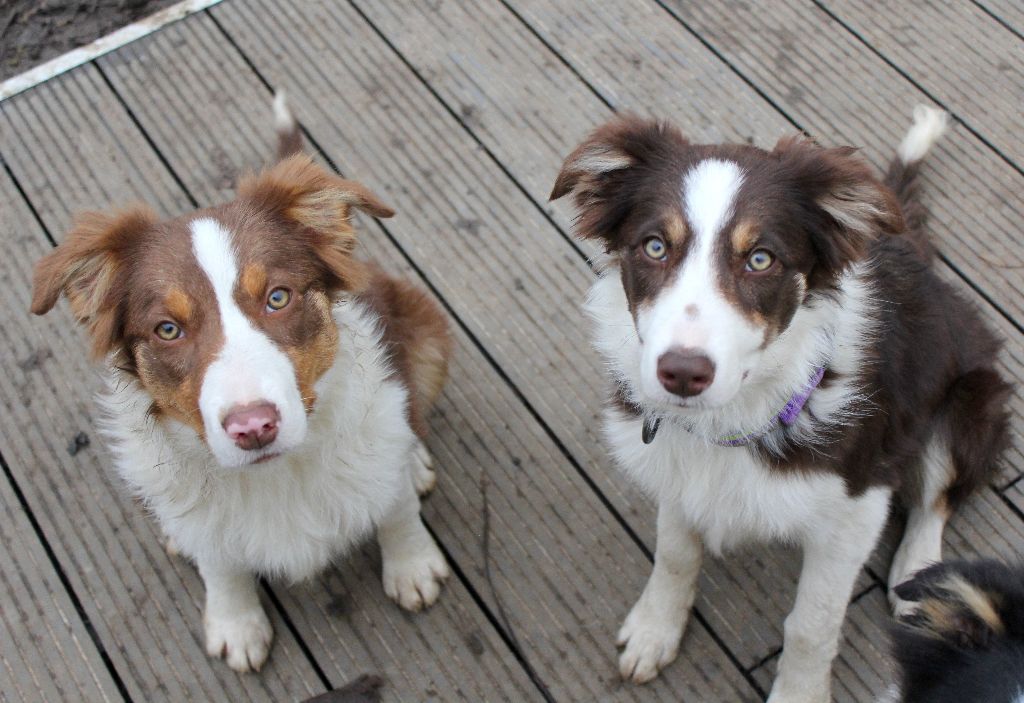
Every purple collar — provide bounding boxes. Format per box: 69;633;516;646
642;366;826;446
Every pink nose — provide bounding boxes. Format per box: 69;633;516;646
222;403;280;450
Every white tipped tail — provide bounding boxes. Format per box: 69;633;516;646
272;91;303;160
273;91;295;133
897;105;948;164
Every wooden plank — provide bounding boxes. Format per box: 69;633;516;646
0;467;122;703
822;0;1024;168
976;0;1024;36
1001;480;1024;518
869;485;1024;584
93;13;759;701
0;66;540;702
205;0;824;677
0;152;324;701
650;0;1024;329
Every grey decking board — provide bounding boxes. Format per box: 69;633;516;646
208;0;844;675
821;0;1024;170
975;0;1024;36
0;455;122;703
2;62;542;703
92;12;759;700
655;0;1024;330
0;151;326;701
869;485;1024;589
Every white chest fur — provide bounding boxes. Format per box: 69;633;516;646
603;411;865;554
98;299;415;581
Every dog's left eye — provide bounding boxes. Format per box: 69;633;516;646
266;288;291;311
746;249;775;272
642;236;668;261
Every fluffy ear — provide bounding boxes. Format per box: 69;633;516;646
774;136;903;276
31;206;157;358
238;155;393;292
550;122;637;202
550;115;688;243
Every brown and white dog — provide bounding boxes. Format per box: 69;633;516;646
31;96;452;672
551;106;1011;702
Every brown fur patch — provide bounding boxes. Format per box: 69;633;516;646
240;263;268;301
730;219;758;256
664;213;689;248
164;288;193;324
281;290;339;412
357;265;452;437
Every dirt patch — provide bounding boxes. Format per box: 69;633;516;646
1;0;181;82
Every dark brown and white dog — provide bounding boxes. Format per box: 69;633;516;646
30;96;452;672
551;106;1011;702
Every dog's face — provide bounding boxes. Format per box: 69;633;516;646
31;155;393;468
552;117;902;410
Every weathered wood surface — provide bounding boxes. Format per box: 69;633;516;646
0;446;121;703
1;0;1022;701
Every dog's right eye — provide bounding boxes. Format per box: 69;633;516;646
155;321;182;341
642;236;668;261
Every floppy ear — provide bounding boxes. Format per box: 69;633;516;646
238;154;394;292
551;115;688;245
774;136;903;278
31;206;156;359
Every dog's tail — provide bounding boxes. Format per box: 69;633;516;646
273;91;304;161
884;105;948;260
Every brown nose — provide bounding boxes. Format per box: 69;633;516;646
657;349;715;397
222;403;280;450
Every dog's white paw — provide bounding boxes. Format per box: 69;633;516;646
382;538;450;612
165;535;181;557
616;600;685;684
766;668;830;703
204;607;274;672
412;442;437;496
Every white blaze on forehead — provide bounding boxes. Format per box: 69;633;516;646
190;218;308;468
636;159;764;407
684;159;744;240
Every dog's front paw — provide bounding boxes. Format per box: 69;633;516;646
382;537;450;612
204;607;274;672
616;600;686;684
766;670;830;703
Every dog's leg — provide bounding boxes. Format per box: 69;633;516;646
768;488;889;703
378;469;449;611
618;502;703;684
411;440;437;496
198;557;273;672
888;436;952;615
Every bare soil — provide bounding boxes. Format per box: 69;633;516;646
1;0;180;82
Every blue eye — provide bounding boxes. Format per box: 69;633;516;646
746;249;775;272
266;288;291;311
642;236;667;261
155;321;182;341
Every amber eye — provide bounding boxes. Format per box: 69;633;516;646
746;249;775;272
642;236;668;261
155;321;182;341
266;287;291;311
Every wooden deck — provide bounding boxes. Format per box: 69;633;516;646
1;1;1022;700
